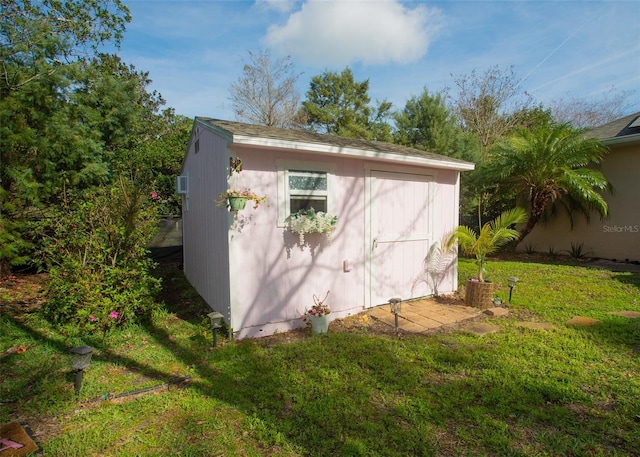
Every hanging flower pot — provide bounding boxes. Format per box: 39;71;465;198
227;196;247;211
215;188;267;211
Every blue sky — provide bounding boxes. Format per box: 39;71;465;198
115;0;640;121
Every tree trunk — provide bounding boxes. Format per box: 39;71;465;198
0;259;10;280
519;193;546;242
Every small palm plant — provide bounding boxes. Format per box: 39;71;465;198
447;207;527;282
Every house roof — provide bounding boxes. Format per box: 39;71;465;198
196;117;475;171
585;112;640;145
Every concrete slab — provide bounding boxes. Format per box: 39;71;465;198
415;318;447;330
401;310;431;322
403;321;434;333
425;313;464;325
567;316;600;326
461;322;500;336
608;311;640;318
371;312;398;327
485;307;510;317
368;299;483;334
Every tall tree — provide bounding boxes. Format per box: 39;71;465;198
0;0;130;93
490;123;611;242
451;65;534;155
229;49;302;128
73;53;168;170
393;88;478;161
0;1;180;277
302;67;392;141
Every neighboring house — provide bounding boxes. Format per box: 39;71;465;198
179;118;474;339
521;112;640;261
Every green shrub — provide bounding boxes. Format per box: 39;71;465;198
42;176;160;334
566;241;593;259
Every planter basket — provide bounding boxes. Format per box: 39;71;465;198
309;315;330;334
464;280;494;309
228;197;247;211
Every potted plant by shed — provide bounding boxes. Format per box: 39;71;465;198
305;291;331;334
446;207;527;308
216;188;267;211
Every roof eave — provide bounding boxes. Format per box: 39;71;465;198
602;133;640;146
231;135;476;171
196;117;233;142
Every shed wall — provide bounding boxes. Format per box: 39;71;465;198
224;145;461;338
182;127;232;321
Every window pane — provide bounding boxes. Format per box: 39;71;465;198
289;172;327;191
290;196;327;214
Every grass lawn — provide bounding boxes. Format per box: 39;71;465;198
1;256;639;456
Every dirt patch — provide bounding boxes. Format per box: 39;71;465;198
0;273;48;319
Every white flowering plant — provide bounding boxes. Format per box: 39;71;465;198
288;207;337;245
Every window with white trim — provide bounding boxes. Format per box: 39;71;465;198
277;160;335;225
288;170;328;213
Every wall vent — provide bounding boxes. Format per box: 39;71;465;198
176;175;188;195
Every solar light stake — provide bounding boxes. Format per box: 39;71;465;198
207;311;224;348
70;345;94;395
507;277;519;303
389;297;402;335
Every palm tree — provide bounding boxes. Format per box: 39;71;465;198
447;207;527;282
490;123;611;241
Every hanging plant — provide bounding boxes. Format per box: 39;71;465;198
215;188;267;211
288;208;337;244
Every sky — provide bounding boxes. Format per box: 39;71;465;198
114;0;640;121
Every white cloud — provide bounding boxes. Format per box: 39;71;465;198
263;0;444;67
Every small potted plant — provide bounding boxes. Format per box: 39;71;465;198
288;208;337;245
446;207;527;308
216;188;267;211
304;290;331;334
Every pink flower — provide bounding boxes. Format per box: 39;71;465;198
151;191;159;199
109;311;119;319
90;315;97;322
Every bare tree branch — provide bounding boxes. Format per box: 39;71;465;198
451;65;534;154
229;49;302;128
550;87;635;129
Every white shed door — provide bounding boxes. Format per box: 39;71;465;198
368;171;433;307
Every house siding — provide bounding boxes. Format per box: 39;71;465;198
520;142;640;261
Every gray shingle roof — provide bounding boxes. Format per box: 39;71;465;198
197;117;475;168
585;112;640;140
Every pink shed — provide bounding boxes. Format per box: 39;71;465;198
179;118;475;339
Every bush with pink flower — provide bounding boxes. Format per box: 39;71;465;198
42;177;161;335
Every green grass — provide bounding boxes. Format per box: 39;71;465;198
1;258;639;456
